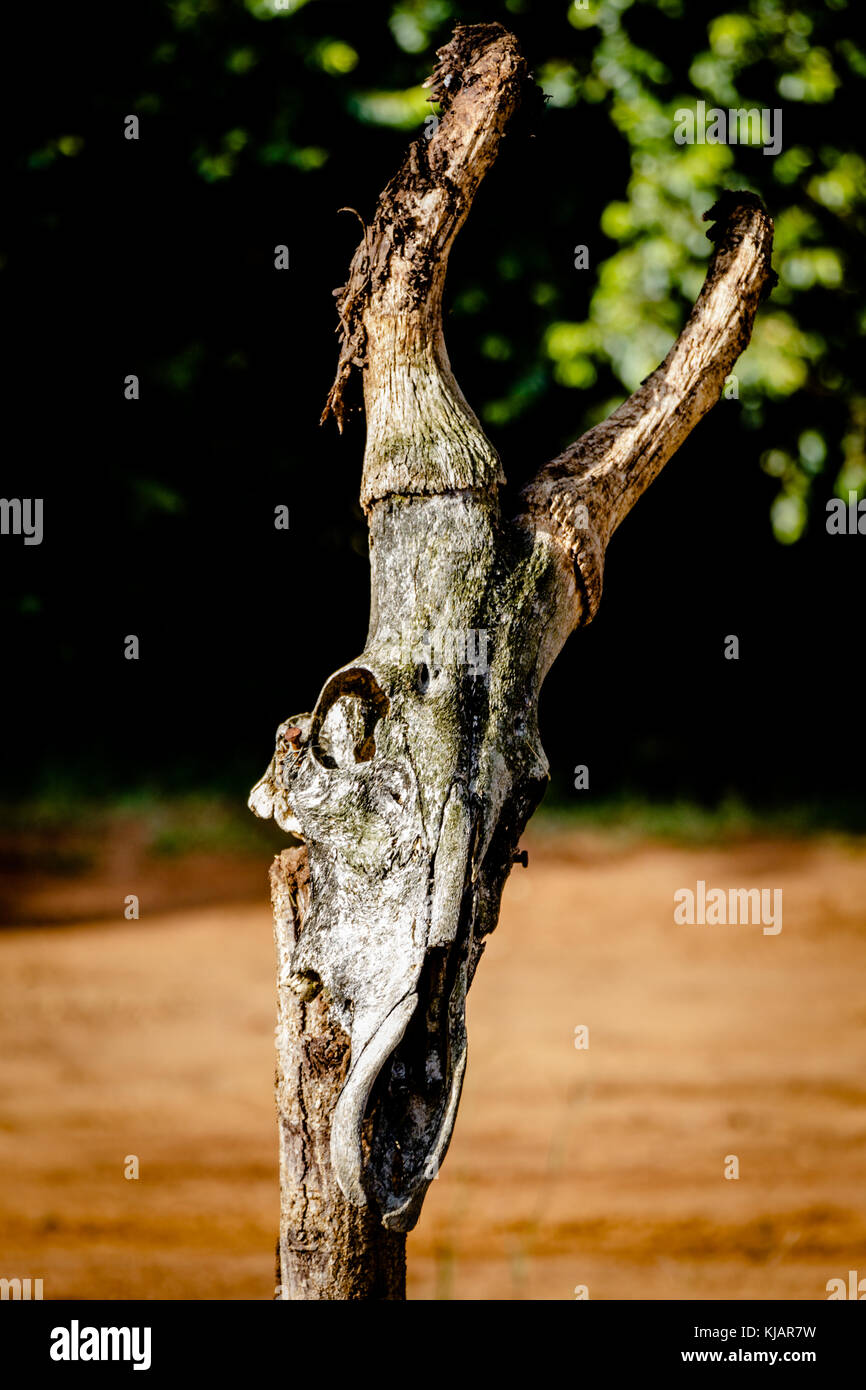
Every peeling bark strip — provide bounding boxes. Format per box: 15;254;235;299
251;22;774;1299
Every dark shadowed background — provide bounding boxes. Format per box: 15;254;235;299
2;0;863;822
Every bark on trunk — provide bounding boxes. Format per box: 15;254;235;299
271;848;406;1300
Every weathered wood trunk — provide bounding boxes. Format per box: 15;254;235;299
271;849;406;1299
252;22;774;1299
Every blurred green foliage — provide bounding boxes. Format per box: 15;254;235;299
146;1;861;539
23;0;862;542
551;0;864;542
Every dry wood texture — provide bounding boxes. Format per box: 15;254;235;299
250;22;775;1299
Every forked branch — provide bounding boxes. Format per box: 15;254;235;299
322;25;774;627
322;22;539;508
518;191;775;621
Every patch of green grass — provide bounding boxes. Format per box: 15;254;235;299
2;788;864;858
145;796;283;857
534;792;866;845
0;791;286;857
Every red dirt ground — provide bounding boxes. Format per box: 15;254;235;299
1;830;864;1300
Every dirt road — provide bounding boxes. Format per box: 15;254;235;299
1;831;864;1299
